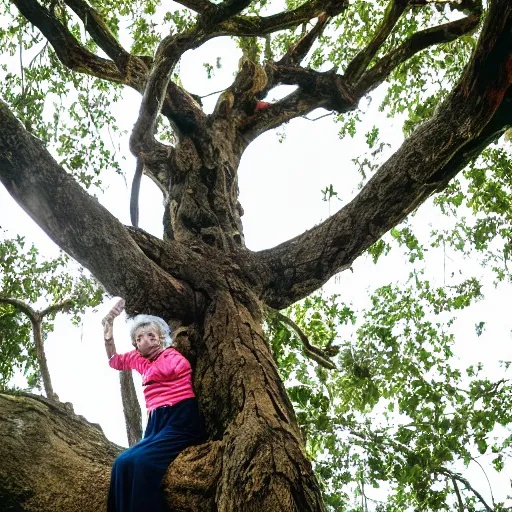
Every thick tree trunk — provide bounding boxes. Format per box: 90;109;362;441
132;125;326;508
192;293;324;511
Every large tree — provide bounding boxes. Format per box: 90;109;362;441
1;0;512;510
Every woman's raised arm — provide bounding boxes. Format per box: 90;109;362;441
101;299;125;360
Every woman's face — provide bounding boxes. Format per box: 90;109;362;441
134;325;162;359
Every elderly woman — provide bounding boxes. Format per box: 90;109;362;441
102;299;204;512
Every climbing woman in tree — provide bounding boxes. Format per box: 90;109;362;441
102;299;205;512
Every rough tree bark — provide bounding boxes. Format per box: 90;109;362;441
1;0;512;510
0;392;120;511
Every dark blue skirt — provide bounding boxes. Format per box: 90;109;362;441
107;398;205;512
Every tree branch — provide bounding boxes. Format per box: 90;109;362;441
130;28;210;160
119;370;143;447
470;456;496;510
30;317;57;400
0;297;37;323
13;0;205;139
451;477;465;512
216;0;349;37
0;100;196;322
344;0;408;82
162;82;208;138
250;0;512;308
61;0;149;90
238;6;479;143
237;68;357;144
356;12;481;95
39;299;75;318
410;0;483;15
277;12;331;67
173;0;211;13
270;309;337;370
438;468;493;512
71;0;206;137
62;0;128;65
0;296;57;399
10;0;130;86
205;0;254;26
63;0;208;139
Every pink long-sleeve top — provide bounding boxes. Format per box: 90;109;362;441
109;348;195;412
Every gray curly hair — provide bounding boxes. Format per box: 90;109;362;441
129;314;173;348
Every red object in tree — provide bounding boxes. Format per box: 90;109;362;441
255;101;271;111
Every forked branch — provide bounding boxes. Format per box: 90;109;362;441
14;0;206;138
438;468;493;512
236;4;480;150
65;0;208;134
126;227;223;299
0;296;75;400
237;85;352;145
130;29;209;160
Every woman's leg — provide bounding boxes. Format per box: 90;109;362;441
107;418;157;511
107;400;205;512
107;443;150;512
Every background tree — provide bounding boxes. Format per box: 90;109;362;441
0;0;512;510
0;235;143;446
0;236;102;396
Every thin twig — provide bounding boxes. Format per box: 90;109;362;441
303;111;334;121
199;87;228;99
471;457;496;508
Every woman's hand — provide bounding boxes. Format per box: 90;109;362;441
102;299;125;360
102;298;125;340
